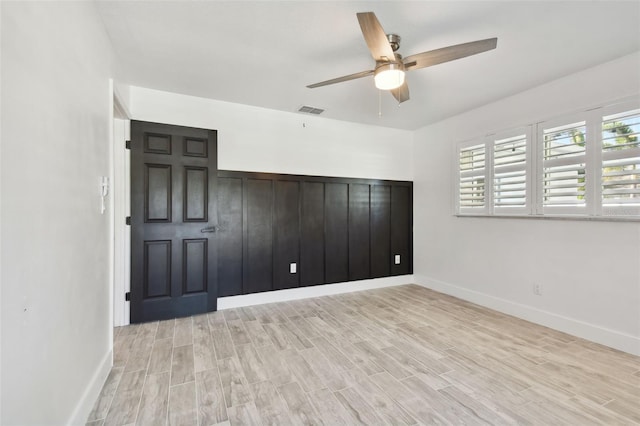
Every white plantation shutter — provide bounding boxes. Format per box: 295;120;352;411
493;130;529;213
541;120;587;213
454;99;639;220
601;108;640;216
458;142;487;213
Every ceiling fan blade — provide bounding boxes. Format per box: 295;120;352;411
357;12;395;61
403;38;497;71
391;82;410;104
306;69;374;88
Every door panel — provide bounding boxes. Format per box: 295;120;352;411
325;182;349;283
349;184;370;280
184;137;208;157
184;167;208;221
131;120;218;323
245;179;273;294
144;240;171;298
145;164;171;222
217;177;244;297
300;181;324;286
274;180;300;290
183;239;208;293
145;132;171;154
370;185;391;278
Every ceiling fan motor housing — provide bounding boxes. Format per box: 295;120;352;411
387;34;401;52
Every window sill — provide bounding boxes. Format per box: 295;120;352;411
454;213;640;223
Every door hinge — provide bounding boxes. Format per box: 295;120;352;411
125;140;131;150
125;216;131;225
125;292;131;301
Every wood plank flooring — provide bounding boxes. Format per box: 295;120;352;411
87;284;640;425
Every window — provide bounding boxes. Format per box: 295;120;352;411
600;107;640;216
458;142;487;214
455;98;640;219
540;120;587;214
456;128;532;216
493;130;529;214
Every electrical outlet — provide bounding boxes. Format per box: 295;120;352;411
290;263;297;274
394;255;401;265
533;283;543;296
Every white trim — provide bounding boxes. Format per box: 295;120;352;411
66;349;113;426
414;274;640;356
486;136;494;214
451;139;459;215
586;107;602;216
454;213;640;222
113;85;131;326
107;80;115;347
113;118;130;326
113;86;131;119
124;124;131;325
218;275;414;309
534;122;543;215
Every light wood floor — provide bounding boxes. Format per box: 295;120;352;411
87;284;640;425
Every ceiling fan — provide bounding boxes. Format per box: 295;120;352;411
307;12;498;104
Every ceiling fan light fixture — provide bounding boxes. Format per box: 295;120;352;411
374;62;405;90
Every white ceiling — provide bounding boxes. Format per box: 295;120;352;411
97;1;640;130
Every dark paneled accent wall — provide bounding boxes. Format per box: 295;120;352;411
300;182;324;287
217;178;243;297
325;183;349;284
245;178;273;294
217;171;412;297
274;181;300;290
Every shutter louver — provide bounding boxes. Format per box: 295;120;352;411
601;109;640;214
459;143;486;210
542;121;587;209
493;134;527;209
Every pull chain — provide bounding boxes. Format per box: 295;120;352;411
378;90;382;118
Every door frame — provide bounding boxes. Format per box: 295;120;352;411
112;87;131;326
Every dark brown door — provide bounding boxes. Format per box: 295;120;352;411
130;121;218;323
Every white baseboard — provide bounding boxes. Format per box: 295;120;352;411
67;349;113;425
414;274;640;356
218;275;414;309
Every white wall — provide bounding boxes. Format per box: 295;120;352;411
413;52;640;355
1;2;115;424
130;87;414;181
